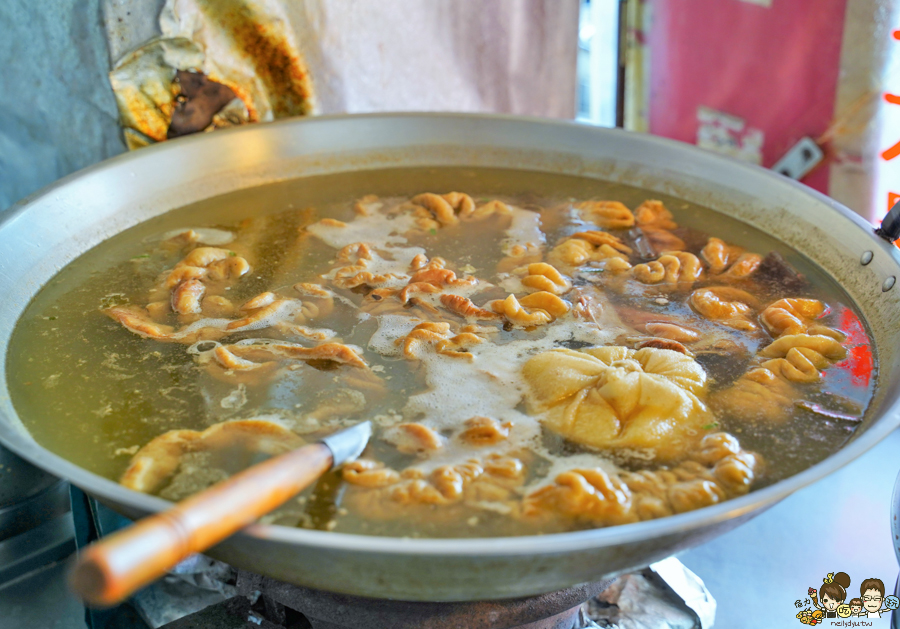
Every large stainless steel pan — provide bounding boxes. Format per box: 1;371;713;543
1;114;899;601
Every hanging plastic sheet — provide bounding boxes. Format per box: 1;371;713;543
103;0;579;149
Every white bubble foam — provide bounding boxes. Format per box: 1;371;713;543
387;310;628;477
307;213;418;249
502;206;545;255
367;315;425;357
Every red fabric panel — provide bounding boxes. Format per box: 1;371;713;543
647;0;847;192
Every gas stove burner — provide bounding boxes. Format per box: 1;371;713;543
158;572;611;629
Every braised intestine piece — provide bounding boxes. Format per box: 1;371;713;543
120;419;304;495
400;265;479;303
523;432;760;525
458;416;512;445
701;237;741;274
291;283;336;319
759;298;844;340
690;286;760;331
523;347;712;462
712;334;848;423
237;294;338;340
166;247;250;286
711;366;801;423
631;252;702;289
106;305;198;342
439;295;500;321
159;247;249;298
758;334;847;383
576;200;635;229
635;338;690;355
197;340;370;387
106;296;310;345
525;467;634;525
718;253;762;281
644;322;701;343
233;290;336;342
358;255;490;321
519;263;572;295
634;200;677;231
402;192;518;233
161;229;202;249
712;294;849;424
217;341;367;368
469;199;514;221
342;460;402;488
700;237;762;280
634;200;680;246
353;194;382;216
139;247;250;323
330;242;408;290
171;279;206;315
408;192;476;228
386;422;445;453
490;292;571;327
548;231;632;271
343;454;526;515
633;200;687;253
400;322;487;361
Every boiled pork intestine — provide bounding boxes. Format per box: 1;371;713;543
343;429;760;527
576;200;635;230
708;290;851;424
631;252;703;289
759;298;845;340
712;333;848;423
106;291;343;371
522;346;713;462
148;246;251;320
120;419;305;497
512;262;573;295
399;321;490;362
548;231;632;271
634;200;687;253
489;292;571;327
690;286;760;331
523;432;759;526
353;254;497;322
366;193;545;265
328;242;412;290
106;242;259;342
700;237;761;280
104;190;865;535
342;454;527;519
106;241;337;347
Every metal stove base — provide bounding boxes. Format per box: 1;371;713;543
240;572;610;629
159;572;611;629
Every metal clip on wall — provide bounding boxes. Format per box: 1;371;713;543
876;200;900;243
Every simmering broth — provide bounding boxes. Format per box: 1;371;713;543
7;167;875;538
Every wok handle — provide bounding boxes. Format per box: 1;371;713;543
69;442;333;607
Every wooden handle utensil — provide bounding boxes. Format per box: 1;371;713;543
70;421;371;607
